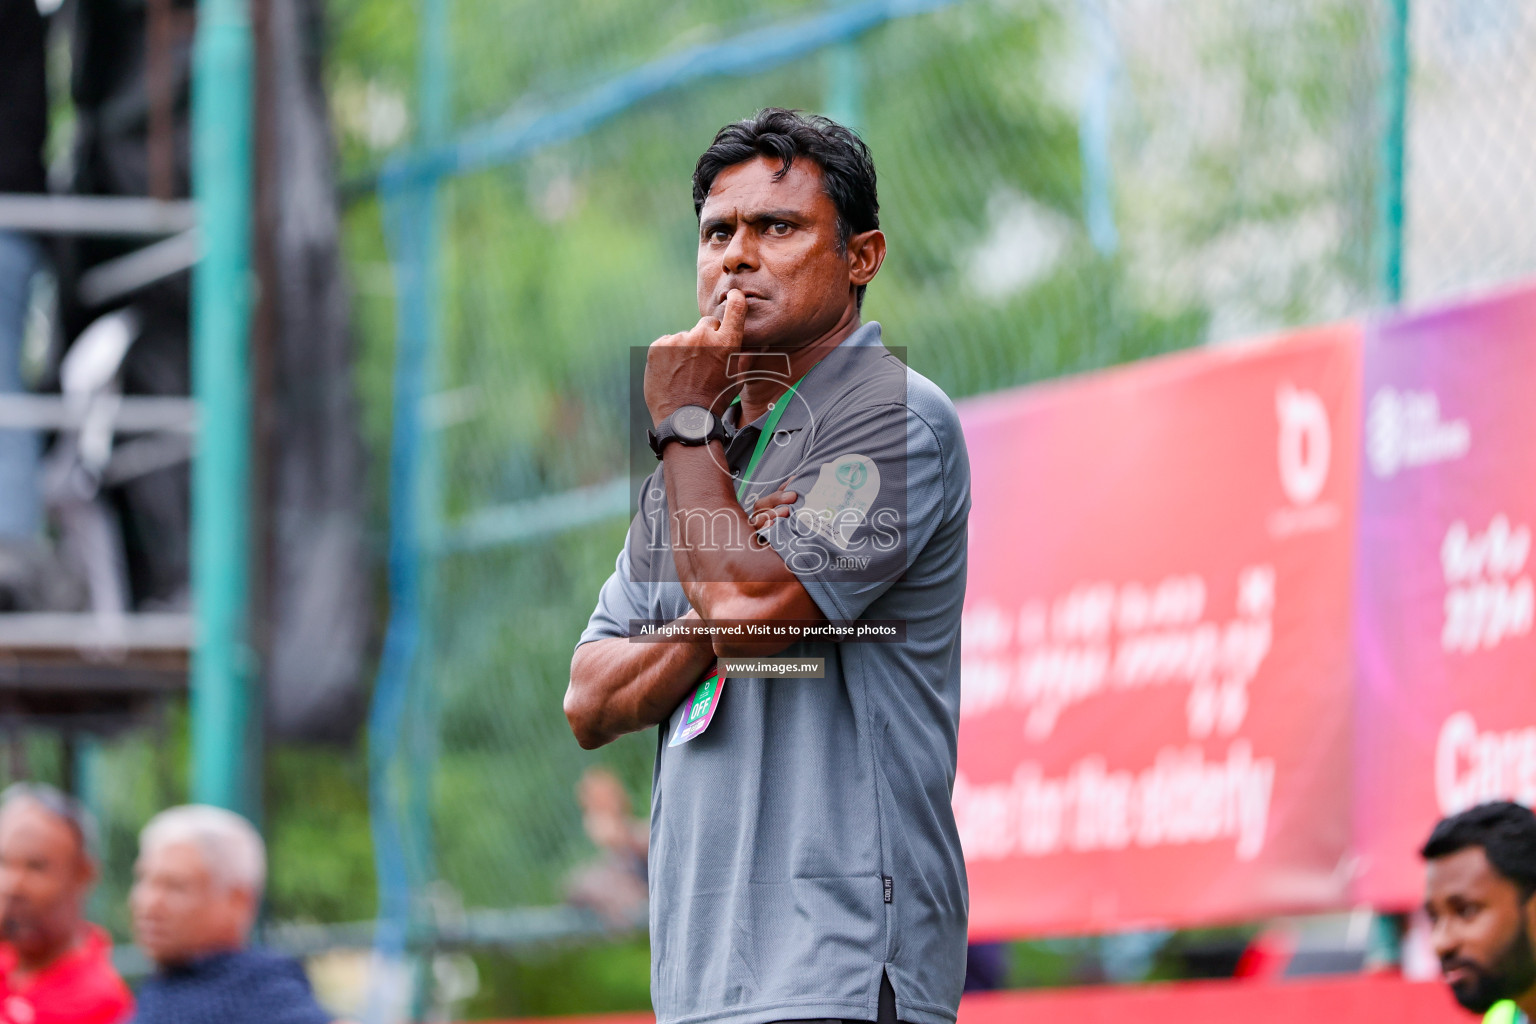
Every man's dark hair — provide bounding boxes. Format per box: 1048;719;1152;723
692;108;879;306
1422;801;1536;900
0;782;99;860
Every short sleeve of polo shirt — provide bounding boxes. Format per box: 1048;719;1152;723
760;361;957;623
578;471;689;645
580;548;647;645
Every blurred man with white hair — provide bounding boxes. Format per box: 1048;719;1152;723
129;805;334;1024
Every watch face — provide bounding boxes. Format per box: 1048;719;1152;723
674;405;714;441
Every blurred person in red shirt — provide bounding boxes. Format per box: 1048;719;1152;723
0;783;132;1024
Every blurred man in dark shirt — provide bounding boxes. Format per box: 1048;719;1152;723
129;805;334;1024
0;783;133;1024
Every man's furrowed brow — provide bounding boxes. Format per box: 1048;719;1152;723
700;204;810;230
739;207;810;226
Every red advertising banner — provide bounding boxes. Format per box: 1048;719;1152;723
955;324;1362;939
958;976;1465;1024
1353;283;1536;908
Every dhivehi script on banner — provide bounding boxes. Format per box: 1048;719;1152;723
955;323;1362;939
1353;283;1536;909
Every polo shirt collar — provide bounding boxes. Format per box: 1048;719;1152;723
723;320;884;457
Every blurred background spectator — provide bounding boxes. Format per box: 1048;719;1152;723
564;768;648;928
0;783;132;1024
129;805;334;1024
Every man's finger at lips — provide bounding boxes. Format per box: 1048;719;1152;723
716;289;748;344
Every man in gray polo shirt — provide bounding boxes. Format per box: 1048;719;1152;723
565;108;970;1024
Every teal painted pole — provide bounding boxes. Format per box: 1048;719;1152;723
189;0;255;814
822;0;862;131
408;1;448;1016
823;40;862;131
71;736;111;921
1376;0;1409;305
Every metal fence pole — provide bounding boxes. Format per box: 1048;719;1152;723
823;0;863;131
823;44;863;131
367;0;449;1017
1377;0;1409;306
406;0;449;1016
189;0;255;814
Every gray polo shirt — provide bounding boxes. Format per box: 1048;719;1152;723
579;322;970;1024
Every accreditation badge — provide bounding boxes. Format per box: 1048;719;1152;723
668;663;726;746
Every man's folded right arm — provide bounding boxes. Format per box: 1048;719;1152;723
564;609;717;749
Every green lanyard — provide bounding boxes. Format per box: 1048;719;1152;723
668;378;802;750
733;380;802;502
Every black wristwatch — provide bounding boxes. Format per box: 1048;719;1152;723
648;405;728;459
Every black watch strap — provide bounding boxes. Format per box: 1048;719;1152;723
648;405;728;459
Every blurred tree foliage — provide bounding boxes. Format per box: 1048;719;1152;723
461;939;653;1018
264;744;376;922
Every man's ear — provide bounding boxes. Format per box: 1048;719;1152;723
232;884;261;936
75;853;99;890
847;229;886;289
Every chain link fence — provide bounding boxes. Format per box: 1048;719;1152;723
1405;0;1536;305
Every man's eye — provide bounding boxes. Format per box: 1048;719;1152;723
707;228;730;243
768;222;791;235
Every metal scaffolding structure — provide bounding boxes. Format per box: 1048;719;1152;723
0;0;255;816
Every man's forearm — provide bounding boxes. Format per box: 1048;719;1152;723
661;443;821;628
660;445;827;657
564;620;717;749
